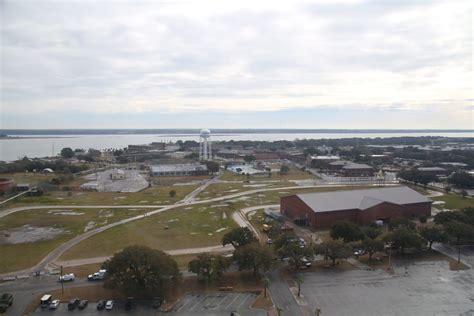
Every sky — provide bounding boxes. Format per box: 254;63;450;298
0;0;472;129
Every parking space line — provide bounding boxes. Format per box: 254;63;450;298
225;293;241;309
236;293;252;309
189;294;208;311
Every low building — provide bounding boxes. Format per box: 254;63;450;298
417;167;447;176
253;152;280;162
151;163;208;177
342;163;374;177
281;186;431;228
328;161;374;177
110;169;126;180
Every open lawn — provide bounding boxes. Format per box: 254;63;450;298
432;194;474;210
0;208;148;274
0;172;56;186
2;183;199;208
60;203;239;260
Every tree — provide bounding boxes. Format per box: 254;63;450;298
461;189;468;199
276;241;314;271
384;227;424;254
361;238;384;260
222;227;257;249
448;172;474;189
188;253;230;283
388;218;416;231
279;165;290;175
204;161;219;173
434;211;466;225
103;245;181;298
330;221;364;243
362;226;383;240
243;155;256;163
444;186;451;194
169;190;176;197
443;220;474;262
420;226;447;250
233;242;273;276
314;240;352;266
60;147;74;159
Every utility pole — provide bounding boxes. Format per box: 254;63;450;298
60;265;64;294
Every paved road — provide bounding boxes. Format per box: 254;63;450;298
53;244;235;268
267;270;305;316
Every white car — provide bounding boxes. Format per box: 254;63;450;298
49;300;60;309
59;273;75;282
105;300;114;310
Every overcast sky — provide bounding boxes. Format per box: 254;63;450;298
0;0;472;129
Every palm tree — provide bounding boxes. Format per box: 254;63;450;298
263;277;269;298
296;275;303;297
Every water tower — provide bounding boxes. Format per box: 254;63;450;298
199;129;212;160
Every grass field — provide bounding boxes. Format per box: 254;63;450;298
60;203;239;261
0;208;148;274
2;183;199;208
432;194;474;210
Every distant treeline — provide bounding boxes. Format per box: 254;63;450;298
0;129;472;135
0;157;90;174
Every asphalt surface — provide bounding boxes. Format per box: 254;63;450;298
298;250;474;316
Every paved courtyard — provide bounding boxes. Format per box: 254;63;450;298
299;258;474;316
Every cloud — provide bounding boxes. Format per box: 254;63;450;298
0;0;472;128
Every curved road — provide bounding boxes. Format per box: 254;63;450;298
1;182;388;277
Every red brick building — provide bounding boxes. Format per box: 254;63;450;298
280;186;431;229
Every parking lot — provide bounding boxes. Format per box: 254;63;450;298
31;292;265;316
171;292;266;315
299;257;474;316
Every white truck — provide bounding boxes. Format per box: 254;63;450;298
59;273;75;282
88;269;106;281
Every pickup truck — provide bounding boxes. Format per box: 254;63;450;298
0;293;13;313
59;273;75;282
88;269;106;281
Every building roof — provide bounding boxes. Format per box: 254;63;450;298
417;167;446;172
295;186;431;213
342;163;373;170
311;155;340;160
151;163;207;173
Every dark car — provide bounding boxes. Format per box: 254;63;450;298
96;300;106;310
78;300;88;310
151;297;161;309
67;298;80;310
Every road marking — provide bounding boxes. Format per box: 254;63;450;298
225;293;241;309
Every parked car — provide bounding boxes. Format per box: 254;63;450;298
49;300;60;310
0;293;13;312
151;297;161;309
96;300;106;310
59;273;75;282
125;297;133;310
300;257;312;269
354;249;366;257
40;295;52;309
78;300;88;310
67;298;80;310
105;300;114;310
266;238;273;245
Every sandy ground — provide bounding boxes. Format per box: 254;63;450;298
0;225;68;244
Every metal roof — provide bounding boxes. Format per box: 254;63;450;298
151;163;207;173
342;163;373;170
296;186;431;213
